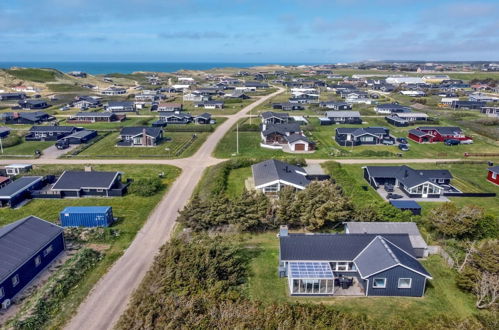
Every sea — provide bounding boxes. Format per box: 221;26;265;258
0;62;319;75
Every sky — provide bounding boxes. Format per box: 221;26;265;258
1;0;498;63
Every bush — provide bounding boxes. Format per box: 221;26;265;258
129;177;164;196
2;134;23;148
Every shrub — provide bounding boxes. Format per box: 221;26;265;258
129;177;164;196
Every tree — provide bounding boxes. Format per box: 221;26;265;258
275;186;301;227
427;203;483;238
474;272;499;309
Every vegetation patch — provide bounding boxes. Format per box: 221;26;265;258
5;68;60;82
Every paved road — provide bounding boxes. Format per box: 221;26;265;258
63;87;285;330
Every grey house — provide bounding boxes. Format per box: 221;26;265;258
261;112;290;125
363;165;455;198
319;101;352;110
335;127;393;146
118;127;163;147
25;126;78;141
1;112;54;125
50;171;128;197
325;111;362;124
252;159;310;193
344;222;428;258
105;101;136;113
159;112;192;124
278;228;432;297
0;176;45;208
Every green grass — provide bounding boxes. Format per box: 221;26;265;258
226;166;252;196
75;131;209;158
47;84;87;92
5;68;60;82
0;164;181;329
0;140;53;157
244;232;478;324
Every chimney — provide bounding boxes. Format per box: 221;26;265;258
279;225;289;237
142;128;147;146
84;166;92;172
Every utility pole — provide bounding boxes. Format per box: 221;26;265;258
0;137;3;154
236;122;239;154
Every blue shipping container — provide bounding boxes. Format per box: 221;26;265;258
60;206;113;227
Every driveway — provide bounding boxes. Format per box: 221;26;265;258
40;144;79;159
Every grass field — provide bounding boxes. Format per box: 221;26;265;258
243;232;478;325
0;164;181;328
226;166;252;196
47;83;88;92
4;68;60;82
0;140;53;157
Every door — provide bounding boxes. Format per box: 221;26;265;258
422;184;428;198
295;143;305;151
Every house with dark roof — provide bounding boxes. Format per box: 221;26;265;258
0;176;12;189
261;112;290;125
389;200;422;216
18;99;50;110
363;165;455;198
451;100;486;110
157;103;183;112
0;216;65;307
344;222;427;257
0;127;11;138
56;130;97;146
104;101;136;113
71;96;101;109
408;126;472;143
252;159;310;193
68;112;122;123
158;112;193;124
101;87;126;96
0;93;26;101
272;103;305;111
50;170;128;197
194;101;224;109
335;127;393;146
385;113;429;127
193;113;212;124
118;127;163;147
487;166;499;186
25;126;78;141
374;103;411;114
261;123;314;152
278;227;432;297
0;112;54;125
0;176;45;207
325;111;362;124
319;101;352;110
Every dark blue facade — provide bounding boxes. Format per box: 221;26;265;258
0;233;65;304
366;265;427;297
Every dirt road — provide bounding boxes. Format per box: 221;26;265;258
63;87;285;330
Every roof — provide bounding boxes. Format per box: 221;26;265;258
488;166;499;174
74;112;113;118
289;261;334;279
262;123;301;136
52;171;120;191
120;127;162;138
417;126;463;135
30;126;76;133
0;176;11;184
345;221;427;251
158;103;182;107
365;165;452;188
280;233;415;261
408;129;431;137
5;164;32;169
336;127;388;137
326;111;361;118
63;130;96;140
107;101;133;107
389;200;422;209
286;134;311;144
252;159;309;189
194;113;211;120
353;236;431;279
0;216;63;282
261;111;289;120
61;206;111;214
0;176;43;199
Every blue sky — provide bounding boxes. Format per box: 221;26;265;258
1;0;498;62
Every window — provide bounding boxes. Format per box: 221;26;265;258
12;274;20;287
438;179;445;183
34;256;41;267
0;287;4;299
97;189;103;192
373;278;386;288
336;262;348;271
43;245;53;257
398;278;412;289
492;172;497;180
83;188;90;192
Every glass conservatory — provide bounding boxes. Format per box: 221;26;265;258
288;262;335;294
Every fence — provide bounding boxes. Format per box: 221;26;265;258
428;245;454;268
443;192;496;197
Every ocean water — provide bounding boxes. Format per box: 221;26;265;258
0;62;317;75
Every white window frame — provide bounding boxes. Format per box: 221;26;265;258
0;286;4;299
438;179;445;183
35;255;41;267
492;172;497;180
398;278;412;289
96;189;104;192
43;245;53;257
372;278;386;288
12;274;20;287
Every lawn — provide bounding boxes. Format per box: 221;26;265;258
0;164;181;329
243;232;478;325
226;166;252;196
46;83;88;92
4;68;60;82
0;140;53;157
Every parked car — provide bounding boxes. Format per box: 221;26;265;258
460;139;474;144
382;139;395;145
387;193;403;199
444;139;460;146
398;144;409;151
397;137;408;144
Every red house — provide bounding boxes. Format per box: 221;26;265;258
487;166;499;186
408;126;472;143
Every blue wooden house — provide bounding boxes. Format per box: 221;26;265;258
0;216;65;307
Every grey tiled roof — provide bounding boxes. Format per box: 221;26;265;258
0;216;63;282
262;123;301;136
417;126;463;135
0;176;43;198
29;126;76;133
252;159;309;188
489;166;499;173
120;127;162;138
52;171;119;190
365;165;452;188
261;111;289;120
326;111;360;118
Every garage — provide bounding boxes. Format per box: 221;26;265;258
294;143;305;151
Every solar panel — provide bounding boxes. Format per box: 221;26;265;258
288;261;334;278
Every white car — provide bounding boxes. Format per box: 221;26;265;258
460;139;474;144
